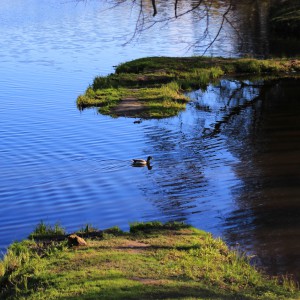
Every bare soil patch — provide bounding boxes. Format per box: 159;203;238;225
130;277;170;285
111;96;146;117
117;240;150;253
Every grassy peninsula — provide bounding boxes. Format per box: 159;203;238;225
0;222;299;300
77;56;300;118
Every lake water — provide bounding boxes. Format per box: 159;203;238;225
0;0;299;280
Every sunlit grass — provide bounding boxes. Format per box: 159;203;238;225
77;81;189;118
116;56;300;75
77;56;299;118
1;222;299;299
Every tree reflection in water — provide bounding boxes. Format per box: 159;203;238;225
133;78;300;280
135;79;261;223
221;78;300;280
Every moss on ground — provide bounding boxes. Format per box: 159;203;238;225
77;56;300;118
0;222;299;299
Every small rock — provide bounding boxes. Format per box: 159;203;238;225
68;234;87;246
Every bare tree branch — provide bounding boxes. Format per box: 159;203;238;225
151;0;157;16
175;0;179;18
201;1;232;56
81;0;240;54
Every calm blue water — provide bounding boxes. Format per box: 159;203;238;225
0;0;299;279
0;0;237;246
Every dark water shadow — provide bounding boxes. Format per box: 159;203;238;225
220;78;300;281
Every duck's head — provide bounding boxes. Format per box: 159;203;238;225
147;156;153;163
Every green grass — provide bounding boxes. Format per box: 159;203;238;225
77;56;299;119
76;224;99;235
77;81;189;118
28;221;65;239
1;222;299;299
115;57;300;75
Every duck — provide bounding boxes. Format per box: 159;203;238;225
131;156;153;167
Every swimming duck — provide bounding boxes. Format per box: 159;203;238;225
131;156;153;166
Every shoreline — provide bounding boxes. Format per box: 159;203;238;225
77;56;300;119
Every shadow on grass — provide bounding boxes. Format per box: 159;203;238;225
58;278;255;300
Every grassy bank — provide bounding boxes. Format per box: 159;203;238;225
0;222;299;299
77;56;300;118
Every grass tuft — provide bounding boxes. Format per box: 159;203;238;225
28;221;65;239
129;221;190;233
77;223;98;234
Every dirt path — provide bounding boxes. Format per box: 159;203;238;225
111;96;146;117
